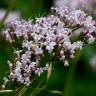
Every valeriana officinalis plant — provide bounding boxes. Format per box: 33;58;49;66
2;5;96;88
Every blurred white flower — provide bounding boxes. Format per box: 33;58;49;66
64;60;69;66
35;48;43;55
0;9;20;23
54;0;96;15
2;77;9;88
87;36;95;44
90;55;96;70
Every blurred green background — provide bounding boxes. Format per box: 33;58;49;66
0;0;96;96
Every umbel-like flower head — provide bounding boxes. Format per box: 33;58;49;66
2;5;96;86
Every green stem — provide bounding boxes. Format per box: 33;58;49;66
0;0;16;31
0;90;13;93
15;86;27;96
29;80;44;96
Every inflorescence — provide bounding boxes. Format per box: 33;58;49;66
2;5;96;87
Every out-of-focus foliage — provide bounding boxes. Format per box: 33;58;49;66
0;0;96;96
0;0;53;18
15;0;52;18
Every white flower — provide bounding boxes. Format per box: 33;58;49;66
88;36;95;44
3;77;9;85
46;41;56;53
35;68;44;76
90;55;96;70
70;41;83;52
68;10;86;25
63;41;71;49
35;48;43;55
43;64;49;71
29;62;37;68
64;60;69;66
21;53;30;64
22;40;33;50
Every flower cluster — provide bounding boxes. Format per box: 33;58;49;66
3;5;96;86
0;9;20;23
54;0;96;15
